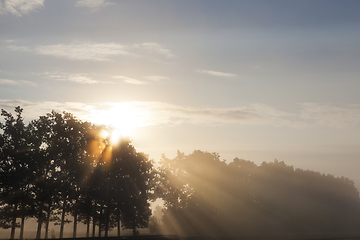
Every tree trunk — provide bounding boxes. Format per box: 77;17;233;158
36;220;42;239
105;206;109;238
73;204;77;238
36;209;43;240
92;214;96;237
44;204;51;239
59;201;66;239
10;216;16;239
20;215;25;240
86;214;90;238
117;210;121;237
10;204;17;239
98;206;102;237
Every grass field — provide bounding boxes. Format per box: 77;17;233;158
53;234;360;240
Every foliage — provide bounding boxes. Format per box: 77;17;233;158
0;107;154;239
158;151;360;236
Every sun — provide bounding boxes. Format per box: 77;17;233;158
89;102;150;142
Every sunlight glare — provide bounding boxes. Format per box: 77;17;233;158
100;129;110;139
89;102;150;142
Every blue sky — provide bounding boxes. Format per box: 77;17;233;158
1;0;360;190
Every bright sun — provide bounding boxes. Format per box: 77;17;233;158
89;102;150;142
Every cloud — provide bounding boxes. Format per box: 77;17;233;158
0;0;44;16
112;75;146;85
35;42;130;61
3;39;15;43
44;72;113;84
164;106;264;125
67;75;101;84
7;45;31;51
2;100;359;129
4;41;175;63
152;103;294;126
197;69;238;78
0;78;36;86
145;75;170;82
0;79;17;85
0;100;97;122
300;103;360;128
87;102;284;127
75;0;114;11
112;75;170;85
133;42;175;58
251;104;293;118
0;100;290;127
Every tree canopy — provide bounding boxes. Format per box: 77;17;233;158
0;107;154;239
157;151;360;237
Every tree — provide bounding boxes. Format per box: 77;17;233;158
28;110;93;239
101;139;154;236
158;150;229;235
0;107;157;239
0;107;35;239
148;206;163;235
159;152;360;236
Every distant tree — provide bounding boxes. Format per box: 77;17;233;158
159;150;229;235
148;216;161;235
148;206;163;235
159;152;360;236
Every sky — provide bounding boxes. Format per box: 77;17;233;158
1;0;360;191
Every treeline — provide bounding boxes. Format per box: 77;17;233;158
1;107;360;239
0;107;154;239
155;151;360;236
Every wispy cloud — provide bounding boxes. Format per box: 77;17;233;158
7;45;31;51
154;103;295;126
35;42;130;61
2;39;15;43
197;69;238;78
75;0;114;12
163;105;265;125
0;100;286;127
0;100;97;121
112;75;147;85
1;100;359;129
0;0;44;16
300;103;360;128
144;75;170;82
133;42;175;58
3;41;175;62
44;72;113;84
112;75;170;85
0;78;36;86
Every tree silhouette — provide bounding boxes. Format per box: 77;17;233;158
158;150;229;235
29;111;96;239
0;107;35;239
98;138;154;236
159;151;360;236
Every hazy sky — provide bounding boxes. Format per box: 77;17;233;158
1;0;360;188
